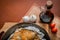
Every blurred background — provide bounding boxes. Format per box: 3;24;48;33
0;0;60;29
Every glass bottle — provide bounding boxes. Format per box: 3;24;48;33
39;5;54;24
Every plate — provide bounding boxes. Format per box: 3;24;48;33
1;23;50;40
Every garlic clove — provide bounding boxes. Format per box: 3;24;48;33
22;16;30;23
30;15;37;22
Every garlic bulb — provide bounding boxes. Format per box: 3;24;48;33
22;16;30;23
30;15;37;22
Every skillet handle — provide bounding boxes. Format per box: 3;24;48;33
0;31;4;40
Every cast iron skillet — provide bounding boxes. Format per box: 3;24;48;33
1;23;50;40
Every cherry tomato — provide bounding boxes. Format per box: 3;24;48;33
50;23;56;29
51;27;57;33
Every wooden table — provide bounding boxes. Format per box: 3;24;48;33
0;3;60;40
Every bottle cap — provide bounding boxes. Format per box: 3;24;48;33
46;0;53;6
46;0;53;9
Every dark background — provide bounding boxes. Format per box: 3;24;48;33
0;0;60;29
